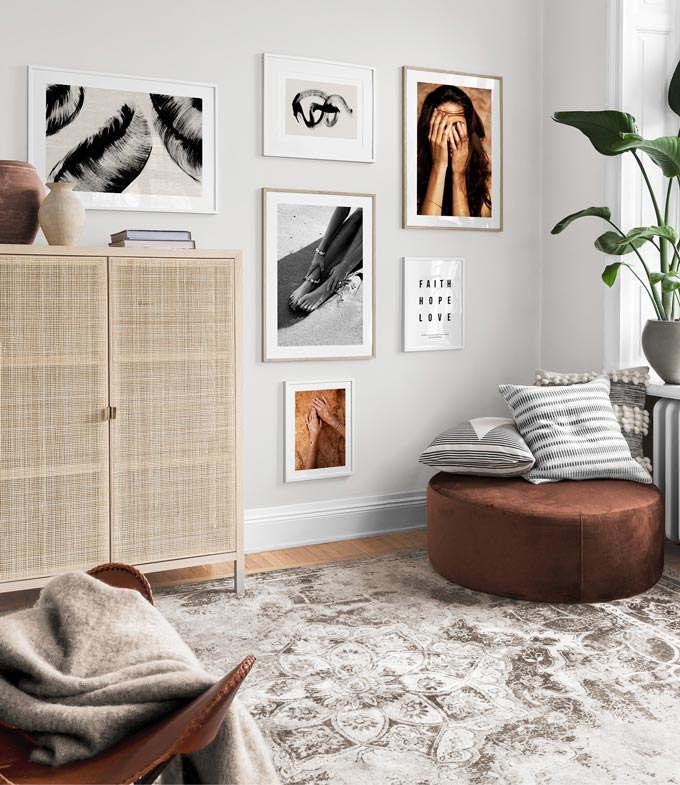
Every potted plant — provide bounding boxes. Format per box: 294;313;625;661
551;59;680;384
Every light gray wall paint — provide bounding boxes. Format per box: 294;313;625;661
1;0;543;512
540;0;609;372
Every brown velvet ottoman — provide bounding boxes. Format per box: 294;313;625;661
427;473;664;603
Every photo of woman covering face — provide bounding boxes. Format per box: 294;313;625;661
403;67;501;230
417;82;492;218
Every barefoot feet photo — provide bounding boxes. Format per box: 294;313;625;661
263;189;374;361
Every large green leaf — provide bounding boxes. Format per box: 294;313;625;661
594;225;678;255
612;134;680;176
551;206;611;235
552;111;638;155
661;272;680;292
668;58;680;117
626;225;678;244
594;231;644;255
628;225;678;245
602;262;624;286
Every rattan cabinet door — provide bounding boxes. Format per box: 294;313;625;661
0;255;110;582
108;257;236;564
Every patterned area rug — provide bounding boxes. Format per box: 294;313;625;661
156;551;680;785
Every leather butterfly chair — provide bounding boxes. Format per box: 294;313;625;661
0;563;255;785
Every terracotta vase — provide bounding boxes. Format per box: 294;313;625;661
38;182;86;246
0;160;44;244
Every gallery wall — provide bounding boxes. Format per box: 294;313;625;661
0;0;544;547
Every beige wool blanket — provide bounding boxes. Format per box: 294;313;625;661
0;572;280;785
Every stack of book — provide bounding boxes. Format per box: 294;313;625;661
109;230;195;249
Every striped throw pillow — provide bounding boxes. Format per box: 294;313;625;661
534;366;651;472
499;375;652;484
419;417;535;476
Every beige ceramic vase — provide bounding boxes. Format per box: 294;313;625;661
38;182;85;246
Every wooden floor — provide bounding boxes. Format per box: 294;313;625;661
147;530;428;588
666;538;680;574
2;532;677;612
0;530;428;611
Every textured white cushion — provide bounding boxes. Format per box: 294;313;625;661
535;366;651;472
498;376;652;484
419;417;535;476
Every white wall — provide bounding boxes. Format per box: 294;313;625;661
1;1;543;541
540;0;609;371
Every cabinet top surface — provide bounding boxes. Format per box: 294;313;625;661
0;244;241;259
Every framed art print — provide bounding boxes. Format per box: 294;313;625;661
403;66;502;230
28;65;217;212
403;257;464;351
263;188;375;361
263;54;375;162
285;380;354;482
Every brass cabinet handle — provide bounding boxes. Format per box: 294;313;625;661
102;406;117;421
111;406;117;420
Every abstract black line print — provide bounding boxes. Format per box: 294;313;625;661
291;90;353;130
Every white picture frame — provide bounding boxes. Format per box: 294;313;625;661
28;65;217;213
403;257;464;352
263;53;375;162
263;188;375;361
285;379;354;482
403;66;502;230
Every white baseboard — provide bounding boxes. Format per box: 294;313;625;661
244;491;427;553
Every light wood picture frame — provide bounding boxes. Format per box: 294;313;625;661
262;188;375;361
285;379;354;482
403;66;502;230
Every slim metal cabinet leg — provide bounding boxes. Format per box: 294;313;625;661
234;557;245;594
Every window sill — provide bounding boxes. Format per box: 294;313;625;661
648;383;680;400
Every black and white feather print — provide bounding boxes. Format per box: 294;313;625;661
50;104;152;193
46;84;85;136
150;94;202;182
44;82;204;197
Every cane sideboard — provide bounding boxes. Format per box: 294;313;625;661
0;246;244;592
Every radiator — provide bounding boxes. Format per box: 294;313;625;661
653;398;680;542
